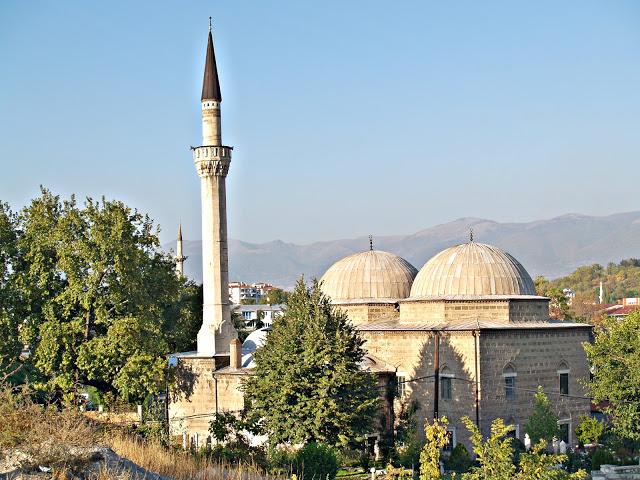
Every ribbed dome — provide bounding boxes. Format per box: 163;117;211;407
320;250;418;303
410;242;536;298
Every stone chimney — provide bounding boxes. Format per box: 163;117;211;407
230;338;242;369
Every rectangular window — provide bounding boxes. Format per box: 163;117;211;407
396;375;406;397
559;423;569;443
441;377;452;400
443;428;456;451
559;373;569;395
505;376;516;400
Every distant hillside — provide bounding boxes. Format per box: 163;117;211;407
546;259;640;304
165;212;640;288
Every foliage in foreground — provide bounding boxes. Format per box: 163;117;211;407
419;416;450;480
0;189;202;401
584;311;640;441
460;417;587;480
575;415;605;445
293;442;339;480
243;278;379;448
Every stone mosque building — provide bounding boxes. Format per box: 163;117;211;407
168;25;592;451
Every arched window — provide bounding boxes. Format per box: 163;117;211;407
503;363;517;401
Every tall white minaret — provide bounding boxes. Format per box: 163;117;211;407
193;21;237;355
599;281;604;304
176;223;186;277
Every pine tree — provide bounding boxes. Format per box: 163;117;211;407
524;387;560;445
243;278;379;448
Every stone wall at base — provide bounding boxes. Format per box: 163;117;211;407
168;355;229;445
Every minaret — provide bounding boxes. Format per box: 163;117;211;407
193;20;237;355
599;281;604;304
176;223;186;277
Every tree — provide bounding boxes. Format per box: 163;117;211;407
535;277;572;320
584;311;640;440
462;417;516;480
461;417;586;480
524;387;561;445
419;416;449;480
575;415;605;446
0;202;23;382
6;189;201;401
515;442;587;480
243;278;379;448
261;287;289;305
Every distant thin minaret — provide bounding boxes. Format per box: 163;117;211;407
176;223;186;277
599;280;604;304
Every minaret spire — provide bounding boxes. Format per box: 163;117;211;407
176;223;186;277
201;21;222;103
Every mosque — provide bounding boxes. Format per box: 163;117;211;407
168;25;592;452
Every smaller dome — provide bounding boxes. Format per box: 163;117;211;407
242;327;270;369
410;242;536;298
320;250;418;303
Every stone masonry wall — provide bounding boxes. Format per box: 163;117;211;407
168;356;229;445
478;328;592;444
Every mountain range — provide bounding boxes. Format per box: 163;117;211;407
166;212;640;288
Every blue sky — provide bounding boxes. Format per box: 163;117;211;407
1;1;639;245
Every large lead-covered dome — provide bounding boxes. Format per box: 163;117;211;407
320;250;418;303
410;242;536;298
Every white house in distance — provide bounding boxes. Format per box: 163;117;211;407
228;281;275;304
232;304;283;329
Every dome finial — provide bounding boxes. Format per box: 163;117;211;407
369;234;373;251
209;16;212;32
469;228;474;243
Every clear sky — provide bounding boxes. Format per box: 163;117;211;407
1;1;639;245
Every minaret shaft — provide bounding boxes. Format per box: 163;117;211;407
194;29;237;356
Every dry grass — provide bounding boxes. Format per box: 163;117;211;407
1;384;274;480
107;432;271;480
0;385;100;472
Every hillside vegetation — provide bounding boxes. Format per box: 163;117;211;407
544;259;640;302
535;258;640;321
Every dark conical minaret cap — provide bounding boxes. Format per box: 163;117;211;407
201;17;222;102
178;223;183;241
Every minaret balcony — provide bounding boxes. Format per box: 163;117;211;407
192;145;233;178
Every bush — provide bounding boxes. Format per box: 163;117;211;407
294;443;339;480
268;446;296;474
591;448;616;471
445;443;472;473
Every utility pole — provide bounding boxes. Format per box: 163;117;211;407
433;331;440;419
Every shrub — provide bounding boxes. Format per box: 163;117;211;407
294;443;339;480
445;443;472;473
591;448;616;471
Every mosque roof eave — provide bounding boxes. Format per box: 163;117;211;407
401;294;549;303
356;319;592;332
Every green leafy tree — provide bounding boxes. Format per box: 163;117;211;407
0;202;23;382
261;287;290;305
516;442;587;479
462;417;515;480
575;415;605;445
584;311;640;440
524;387;561;445
243;278;378;448
419;416;449;480
7;189;201;401
461;417;586;480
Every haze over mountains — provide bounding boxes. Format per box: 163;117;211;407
167;212;640;288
